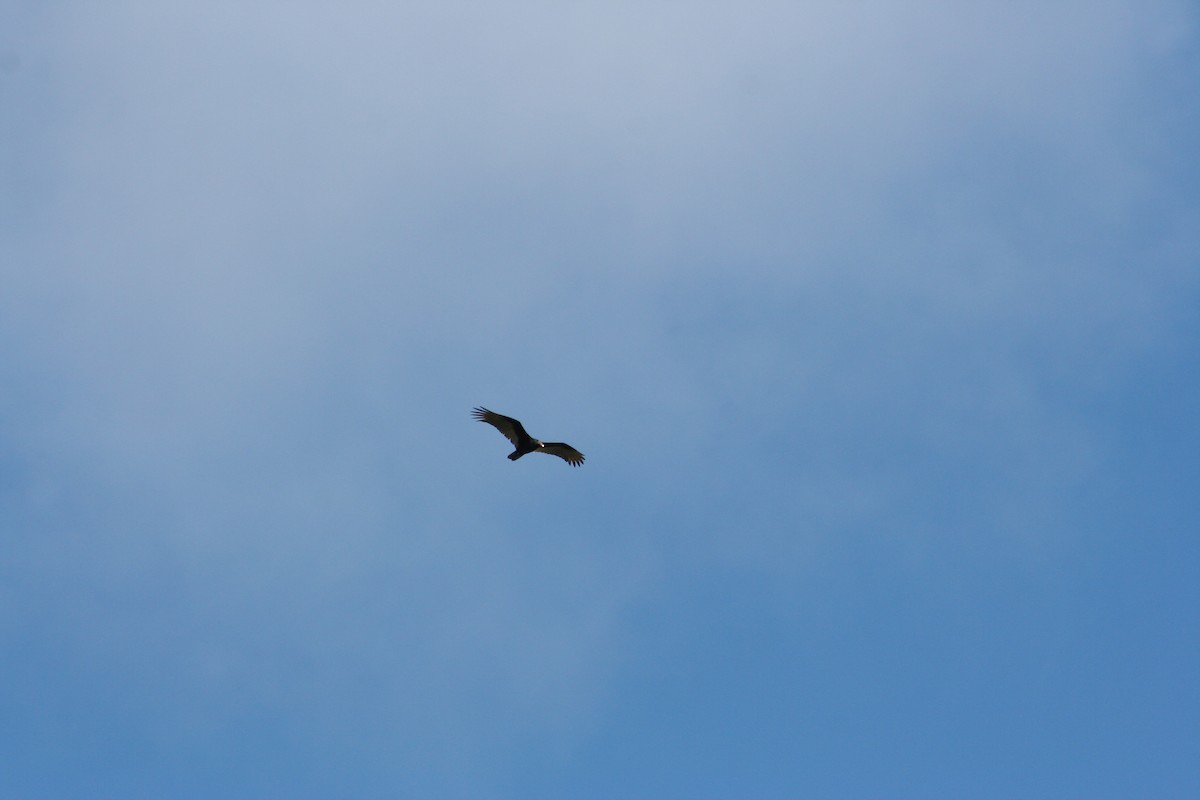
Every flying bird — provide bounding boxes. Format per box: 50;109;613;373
472;407;585;467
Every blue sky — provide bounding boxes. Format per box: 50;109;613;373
2;1;1198;797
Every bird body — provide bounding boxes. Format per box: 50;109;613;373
472;407;585;467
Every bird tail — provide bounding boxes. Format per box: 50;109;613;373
508;451;523;461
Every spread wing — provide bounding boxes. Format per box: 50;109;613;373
539;442;585;467
472;407;529;447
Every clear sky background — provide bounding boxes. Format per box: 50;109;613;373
2;2;1198;797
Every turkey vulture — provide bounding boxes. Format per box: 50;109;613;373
472;407;585;467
